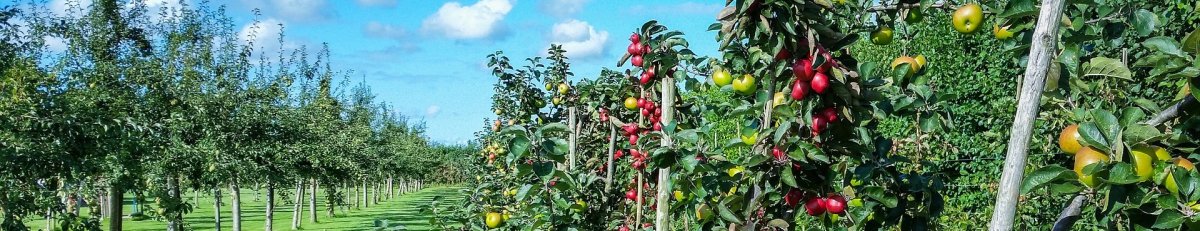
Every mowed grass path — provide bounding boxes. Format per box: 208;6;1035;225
28;185;464;231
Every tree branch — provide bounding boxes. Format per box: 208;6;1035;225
865;2;953;12
1051;194;1088;231
1145;95;1196;126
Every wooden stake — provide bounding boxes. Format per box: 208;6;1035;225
988;0;1066;230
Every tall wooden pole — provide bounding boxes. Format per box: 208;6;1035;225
988;0;1066;230
655;76;675;230
605;125;617;192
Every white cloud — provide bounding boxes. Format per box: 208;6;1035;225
425;105;441;118
237;18;300;57
540;0;587;18
356;0;397;8
421;0;512;40
363;21;407;40
548;19;608;60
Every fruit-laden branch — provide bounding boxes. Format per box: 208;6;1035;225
989;0;1066;230
1053;95;1197;230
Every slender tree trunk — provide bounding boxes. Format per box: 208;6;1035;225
291;180;303;230
374;182;381;204
108;184;123;231
214;188;223;231
387;177;394;199
255;182;261;202
265;184;275;231
325;182;335;217
46;208;52;231
167;177;181;231
309;179;317;223
353;181;360;209
361;181;368;208
232;183;242;231
604;124;616;192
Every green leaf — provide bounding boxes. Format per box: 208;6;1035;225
1081;57;1132;80
999;0;1037;18
782;166;798;188
1183;29;1200;55
919;114;941;133
1144;36;1186;58
716;202;742;224
1106;163;1141;185
1020;166;1075;194
1124;125;1164;145
1077;122;1110;153
1153;210;1185;229
1090;109;1121;145
1118;107;1145;127
1131;9;1159;37
863;186;898;208
508;136;531;164
516;184;533;201
533;162;555;179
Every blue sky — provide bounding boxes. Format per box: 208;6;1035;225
31;0;725;144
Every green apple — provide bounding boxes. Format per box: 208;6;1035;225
952;4;984;34
712;68;733;87
731;74;757;95
870;26;894;45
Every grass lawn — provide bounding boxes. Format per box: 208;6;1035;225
27;185;464;231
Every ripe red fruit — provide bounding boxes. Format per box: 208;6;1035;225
623;124;638;135
815;46;834;73
640;71;653;85
772;147;786;161
826;195;847;215
632;160;644;170
641;44;651;55
638;98;647;109
812;116;828;135
654;108;661;117
549;180;557;187
791;80;810;100
627;43;641;55
793;59;814;81
619;225;630;231
821;107;838;122
784;189;804;207
614;150;625;159
632;55;644;67
629;33;640;43
629;134;639;145
811;72;829;94
626;189;638;201
776;49;791;61
653;122;662;131
805;197;827;216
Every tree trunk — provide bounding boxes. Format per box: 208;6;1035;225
232;183;242;231
108;184;123;231
568;106;577;170
988;0;1067;230
604;124;617;193
255;182;261;202
362;181;368;207
387;177;394;199
291;180;303;230
167;177;181;231
214;188;223;231
309;179;317;223
265;184;275;231
374;182;381;204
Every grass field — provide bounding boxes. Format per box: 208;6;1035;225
27;185;465;231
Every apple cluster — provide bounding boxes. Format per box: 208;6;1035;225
627;33;656;85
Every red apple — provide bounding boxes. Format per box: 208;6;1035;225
632;55;644;67
791;80;810;100
784;189;803;207
626;189;638;201
641;44;651;55
614;150;625;159
826;195;847;215
627;43;641;55
805;197;827;216
811;72;829;94
776;49;791;61
812;116;828;135
772;147;785;161
629;33;640;43
793;59;814;81
821;107;838;122
629;134;639;145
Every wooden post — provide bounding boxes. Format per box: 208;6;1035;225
568;106;578;170
604;125;617;192
655;76;675;230
988;0;1066;230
